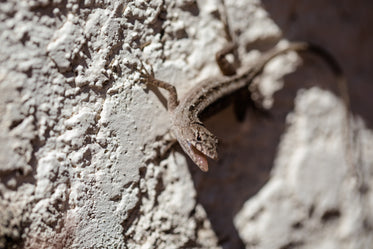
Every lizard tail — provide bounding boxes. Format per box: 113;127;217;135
288;41;350;114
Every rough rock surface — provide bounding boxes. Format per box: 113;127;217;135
0;0;372;248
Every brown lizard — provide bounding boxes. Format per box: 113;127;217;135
139;41;348;172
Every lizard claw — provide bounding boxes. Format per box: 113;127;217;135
138;60;155;81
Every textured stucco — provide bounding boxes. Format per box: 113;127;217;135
0;0;372;248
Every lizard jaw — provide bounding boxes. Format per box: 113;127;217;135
189;143;209;172
188;141;218;172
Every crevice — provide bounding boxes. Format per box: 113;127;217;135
279;241;304;249
321;209;341;223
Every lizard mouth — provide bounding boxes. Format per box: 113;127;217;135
190;144;209;172
189;142;218;172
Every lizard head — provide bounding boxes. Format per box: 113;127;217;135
173;120;218;172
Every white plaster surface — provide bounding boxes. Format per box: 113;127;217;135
0;0;372;248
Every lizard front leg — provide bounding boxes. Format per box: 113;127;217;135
138;62;179;112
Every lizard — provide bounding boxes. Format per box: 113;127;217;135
138;41;349;172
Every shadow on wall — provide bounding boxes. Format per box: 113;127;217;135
187;1;373;248
189;101;284;249
262;0;373;129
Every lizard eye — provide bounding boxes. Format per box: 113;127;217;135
197;134;202;141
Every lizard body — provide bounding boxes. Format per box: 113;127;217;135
139;41;348;171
